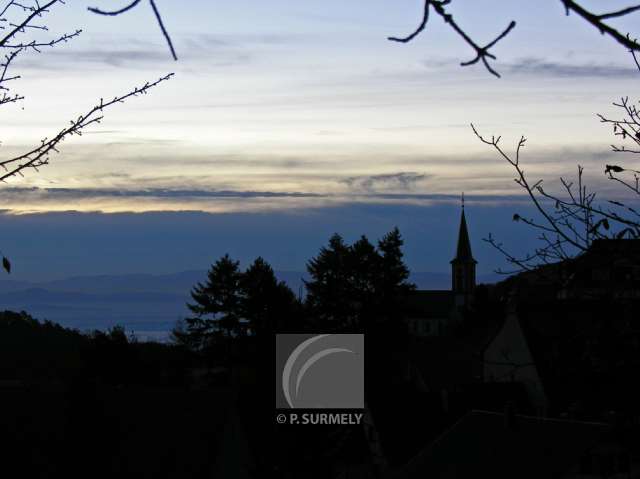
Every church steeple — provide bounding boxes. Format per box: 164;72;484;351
451;194;477;297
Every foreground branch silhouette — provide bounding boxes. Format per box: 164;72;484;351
1;0;82;107
597;54;640;199
1;73;173;182
472;120;640;273
1;0;173;178
0;0;173;271
391;0;640;77
469;42;640;272
88;0;177;60
388;0;515;77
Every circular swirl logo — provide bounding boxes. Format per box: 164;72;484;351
276;334;364;409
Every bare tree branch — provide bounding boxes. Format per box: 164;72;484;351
0;73;174;181
0;0;82;105
87;0;141;16
389;0;516;77
472;122;640;274
0;0;59;47
88;0;177;60
388;0;429;43
562;0;640;52
391;1;640;77
0;0;175;270
598;95;640;195
597;4;640;20
148;0;176;60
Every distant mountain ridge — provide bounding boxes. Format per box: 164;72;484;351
0;270;502;340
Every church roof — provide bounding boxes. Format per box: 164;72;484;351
404;290;454;319
452;209;476;264
506;296;640;412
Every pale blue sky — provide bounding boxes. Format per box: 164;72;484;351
2;0;640;278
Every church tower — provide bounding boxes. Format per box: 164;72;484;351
451;195;477;303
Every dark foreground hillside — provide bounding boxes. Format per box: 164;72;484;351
0;311;370;478
0;311;231;478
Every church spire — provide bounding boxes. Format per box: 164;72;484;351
454;205;475;263
451;194;477;296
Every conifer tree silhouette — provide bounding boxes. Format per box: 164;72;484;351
186;254;242;342
240;257;299;336
305;229;415;331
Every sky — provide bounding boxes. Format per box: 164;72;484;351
2;0;640;280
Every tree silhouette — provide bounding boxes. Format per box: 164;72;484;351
377;227;415;319
239;257;278;336
305;229;415;330
305;233;354;329
348;235;380;327
175;255;300;352
185;254;243;344
240;257;299;336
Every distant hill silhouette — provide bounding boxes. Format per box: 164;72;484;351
0;270;502;338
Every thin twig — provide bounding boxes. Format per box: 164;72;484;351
388;0;515;77
88;0;177;60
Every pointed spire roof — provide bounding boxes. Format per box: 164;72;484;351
452;197;476;263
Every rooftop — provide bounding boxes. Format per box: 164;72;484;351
394;410;609;479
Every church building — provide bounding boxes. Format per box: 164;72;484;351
405;201;477;336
